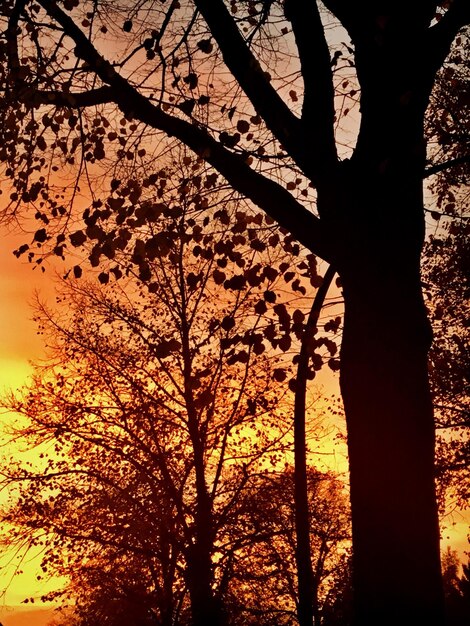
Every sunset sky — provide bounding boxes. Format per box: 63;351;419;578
0;228;65;612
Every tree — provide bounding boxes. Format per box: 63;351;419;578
1;2;469;623
1;185;341;624
422;222;469;513
216;467;351;625
1;274;287;625
441;548;470;626
422;27;469;517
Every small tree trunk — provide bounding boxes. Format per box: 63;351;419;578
294;265;336;626
178;259;222;626
186;533;222;626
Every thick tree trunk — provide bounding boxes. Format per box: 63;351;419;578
329;167;445;625
341;269;443;625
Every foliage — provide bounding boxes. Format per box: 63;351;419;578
422;221;470;513
425;25;470;215
0;190;343;624
221;468;351;625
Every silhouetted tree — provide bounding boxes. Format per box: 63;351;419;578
422;223;469;513
442;548;470;626
1;2;469;623
220;468;351;625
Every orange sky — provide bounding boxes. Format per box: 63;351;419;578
0;228;65;612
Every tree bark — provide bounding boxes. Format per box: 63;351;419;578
328;167;445;625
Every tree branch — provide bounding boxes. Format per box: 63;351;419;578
21;85;115;108
284;0;337;171
424;154;470;178
193;0;330;183
426;0;470;76
5;0;27;80
293;263;336;626
36;0;333;262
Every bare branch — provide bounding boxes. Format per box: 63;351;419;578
424;154;470;178
284;0;337;170
18;85;115;108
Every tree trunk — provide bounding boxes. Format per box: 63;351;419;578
329;166;445;625
294;266;336;626
185;424;222;626
186;534;222;626
178;258;222;626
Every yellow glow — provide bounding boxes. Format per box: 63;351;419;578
0;229;67;613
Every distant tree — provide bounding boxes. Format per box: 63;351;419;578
48;554;164;626
220;467;351;626
425;25;469;205
1;280;282;622
422;222;469;512
422;27;469;516
441;547;470;626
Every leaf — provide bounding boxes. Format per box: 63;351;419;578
328;358;341;371
264;290;276;303
278;335;291;352
253;341;265;355
153;339;180;359
93;143;105;160
237;119;250;134
139;264;152;282
63;0;79;9
186;272;201;289
69;230;87;247
13;244;29;258
221;316;235;331
224;274;246;290
273;368;287;382
219;131;240;148
197;39;213;54
36;136;47;151
34;229;47;243
254;300;268;315
213;269;226;285
178;99;196;116
262;266;278;282
183;73;198;90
